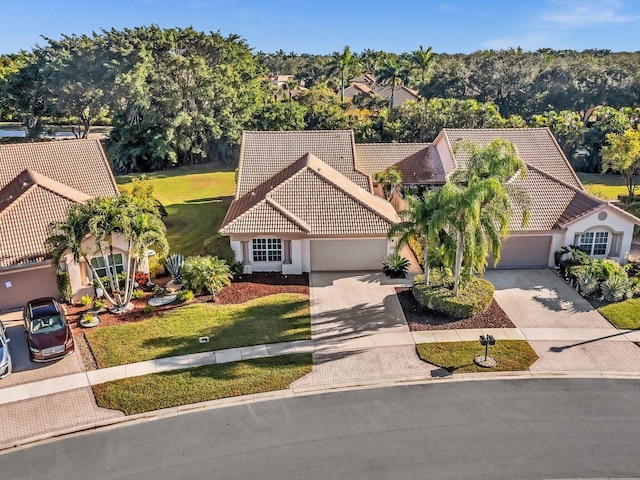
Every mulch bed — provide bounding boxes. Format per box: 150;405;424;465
395;287;515;331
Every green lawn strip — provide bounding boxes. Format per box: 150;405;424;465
93;354;312;415
116;164;236;257
85;293;310;368
598;298;640;329
416;340;539;374
577;172;628;201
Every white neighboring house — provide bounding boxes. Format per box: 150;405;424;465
0;140;146;311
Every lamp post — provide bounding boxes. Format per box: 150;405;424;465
475;334;497;368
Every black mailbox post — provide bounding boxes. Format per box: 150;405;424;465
475;334;497;368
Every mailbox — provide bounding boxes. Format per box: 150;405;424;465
479;335;495;346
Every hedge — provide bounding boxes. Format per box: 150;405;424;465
412;273;494;319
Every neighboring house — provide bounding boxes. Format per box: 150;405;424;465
0;140;121;311
221;128;640;274
219;131;399;273
343;83;420;107
433;128;640;268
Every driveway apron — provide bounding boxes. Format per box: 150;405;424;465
292;272;437;388
484;269;640;372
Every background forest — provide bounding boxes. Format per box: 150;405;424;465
1;26;639;175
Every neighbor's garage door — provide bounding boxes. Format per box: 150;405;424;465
310;239;387;271
488;236;551;268
0;265;59;311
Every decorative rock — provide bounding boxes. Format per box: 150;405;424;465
148;294;178;307
80;310;100;328
474;355;497;368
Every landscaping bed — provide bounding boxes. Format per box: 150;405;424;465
215;273;309;304
92;353;312;415
395;287;515;330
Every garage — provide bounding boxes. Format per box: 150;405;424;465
0;264;59;311
310;238;388;271
487;235;552;268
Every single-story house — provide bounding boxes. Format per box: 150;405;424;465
220;128;640;274
344;73;420;107
0;140;124;311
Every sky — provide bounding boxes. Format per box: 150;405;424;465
1;0;639;55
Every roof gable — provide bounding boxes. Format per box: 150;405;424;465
355;143;446;184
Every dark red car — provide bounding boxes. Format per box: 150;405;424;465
23;298;74;362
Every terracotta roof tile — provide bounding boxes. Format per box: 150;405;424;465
237;131;370;196
443;128;582;189
355;143;446;184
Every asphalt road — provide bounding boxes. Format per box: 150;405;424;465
2;378;640;480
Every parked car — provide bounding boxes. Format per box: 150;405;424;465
23;298;74;362
0;321;12;378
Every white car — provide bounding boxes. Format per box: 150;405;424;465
0;321;12;379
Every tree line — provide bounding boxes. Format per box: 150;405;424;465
1;27;639;174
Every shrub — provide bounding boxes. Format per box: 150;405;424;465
148;255;166;279
601;274;634;303
177;289;194;303
80;295;93;307
576;270;599;296
383;252;410;278
153;285;170;297
134;271;149;287
142;305;155;314
182;256;233;296
412;276;494;319
93;272;127;292
624;262;640;278
131;289;144;299
56;270;72;304
93;298;107;311
165;254;185;283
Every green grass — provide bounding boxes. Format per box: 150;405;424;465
598;298;640;329
85;293;310;368
93;354;312;415
416;341;539;374
116;164;236;258
577;172;629;201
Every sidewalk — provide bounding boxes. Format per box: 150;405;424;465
3;327;639;406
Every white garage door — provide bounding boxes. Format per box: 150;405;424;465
310;239;387;271
0;265;59;311
488;236;551;268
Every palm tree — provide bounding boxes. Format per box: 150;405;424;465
374;167;403;201
328;45;360;102
411;45;437;84
388;190;440;286
376;58;411;109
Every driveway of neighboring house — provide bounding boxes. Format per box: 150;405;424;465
484;269;640;372
292;272;437;388
0;311;122;448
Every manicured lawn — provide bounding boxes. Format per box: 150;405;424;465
598;298;640;329
577;172;629;201
416;340;539;374
85;293;310;368
116;163;236;258
93;354;312;415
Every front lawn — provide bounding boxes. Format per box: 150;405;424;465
116;164;236;258
598;298;640;330
93;354;312;415
416;340;538;374
85;293;310;368
577;172;629;201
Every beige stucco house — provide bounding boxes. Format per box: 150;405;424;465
220;128;640;274
0;140;133;311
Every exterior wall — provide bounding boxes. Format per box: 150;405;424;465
282;239;303;275
563;207;635;264
0;263;59;311
301;239;311;272
433;133;455;175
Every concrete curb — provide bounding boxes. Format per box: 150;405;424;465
3;368;640;453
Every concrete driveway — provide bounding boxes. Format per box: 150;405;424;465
484;269;640;372
292;272;437;388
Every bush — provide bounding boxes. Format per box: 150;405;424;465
412;275;494;319
177;289;194;303
131;289;144;299
80;295;93;307
182;256;233;296
624;262;640;278
383;252;410;278
93;298;107;311
601;274;634;303
142;305;155;314
134;271;149;287
56;270;72;304
148;255;166;279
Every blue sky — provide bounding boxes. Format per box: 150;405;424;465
1;0;639;55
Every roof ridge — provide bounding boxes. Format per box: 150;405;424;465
220;199;304;234
264;197;311;232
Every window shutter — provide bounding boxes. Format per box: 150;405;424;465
609;233;623;257
573;234;581;246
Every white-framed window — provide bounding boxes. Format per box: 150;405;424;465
90;253;124;278
579;231;609;256
252;238;282;262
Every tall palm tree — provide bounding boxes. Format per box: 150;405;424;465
328;45;359;102
376;58;411;109
388;190;440;286
411;45;437;84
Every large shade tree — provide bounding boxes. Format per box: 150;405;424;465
47;195;168;313
601;127;640;200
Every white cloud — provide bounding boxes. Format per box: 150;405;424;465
540;0;638;28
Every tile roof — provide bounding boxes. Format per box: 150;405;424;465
442;128;583;189
0;140;118;269
221;152;398;236
355;143;446;184
237;131;371;197
344;83;420;106
0;139;119;197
